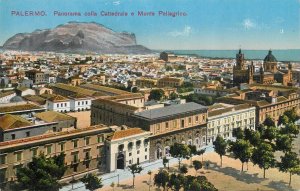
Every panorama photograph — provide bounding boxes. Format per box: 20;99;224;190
0;0;300;191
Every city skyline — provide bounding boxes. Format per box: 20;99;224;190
0;0;300;50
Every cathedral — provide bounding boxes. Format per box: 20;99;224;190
233;49;293;87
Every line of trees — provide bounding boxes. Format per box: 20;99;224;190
212;109;300;186
152;142;217;190
154;170;217;191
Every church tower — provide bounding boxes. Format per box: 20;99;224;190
288;62;292;82
248;62;254;84
263;50;278;73
235;49;245;70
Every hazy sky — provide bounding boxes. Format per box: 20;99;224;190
0;0;299;50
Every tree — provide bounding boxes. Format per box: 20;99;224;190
244;129;261;146
168;174;185;191
284;109;299;123
131;86;138;93
278;152;300;186
278;115;290;126
263;116;275;127
189;180;202;191
169;92;178;100
81;174;103;191
280;123;300;137
185;94;215;106
251;142;276;178
169;143;191;169
256;124;266;135
262;126;277;142
180;165;188;174
232;127;244;139
197;148;206;163
162;157;169;169
229;139;252;172
154;170;169;191
148;89;165;101
213;135;227;167
275;134;293;153
12;153;67;191
188;145;197;165
127;164;143;188
193;160;202;175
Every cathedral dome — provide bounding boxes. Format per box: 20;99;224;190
264;50;277;62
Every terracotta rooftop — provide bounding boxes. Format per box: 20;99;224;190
0;124;109;148
80;83;129;95
0;90;15;98
94;98;140;110
35;111;75;122
48;94;69;102
104;93;143;101
158;77;183;82
52;83;97;97
0;114;33;130
68;93;90;99
0;103;43;113
23;95;46;105
208;104;253;117
108;128;145;141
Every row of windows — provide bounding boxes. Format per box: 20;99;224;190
56;103;68;107
118;139;149;151
77;101;89;106
128;148;148;157
208;113;255;127
0;135;105;165
10;127;58;140
128;155;147;165
155;115;206;133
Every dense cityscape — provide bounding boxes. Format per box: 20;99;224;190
0;48;299;191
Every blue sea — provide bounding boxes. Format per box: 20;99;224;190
168;49;300;62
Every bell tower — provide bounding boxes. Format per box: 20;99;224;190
235;49;245;70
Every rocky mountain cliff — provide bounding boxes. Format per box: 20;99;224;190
3;22;152;54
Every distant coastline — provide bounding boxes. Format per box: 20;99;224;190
165;49;300;62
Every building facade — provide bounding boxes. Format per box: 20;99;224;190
132;102;207;161
25;70;45;84
217;84;300;125
207;103;256;144
106;127;151;172
90;94;144;126
0;125;111;186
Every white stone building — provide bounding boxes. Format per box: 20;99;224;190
106;127;151;172
207;103;256;144
46;95;71;113
69;94;93;112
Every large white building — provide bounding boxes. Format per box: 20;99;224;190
47;95;71;113
106;127;151;172
69;94;93;112
207;103;256;144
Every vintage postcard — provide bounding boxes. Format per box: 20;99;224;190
0;0;299;191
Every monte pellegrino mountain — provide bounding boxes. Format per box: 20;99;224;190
3;22;151;54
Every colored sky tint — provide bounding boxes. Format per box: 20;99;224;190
0;0;299;50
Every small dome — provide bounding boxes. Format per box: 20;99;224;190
10;96;24;103
264;50;277;62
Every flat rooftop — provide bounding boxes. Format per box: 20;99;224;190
133;102;207;121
